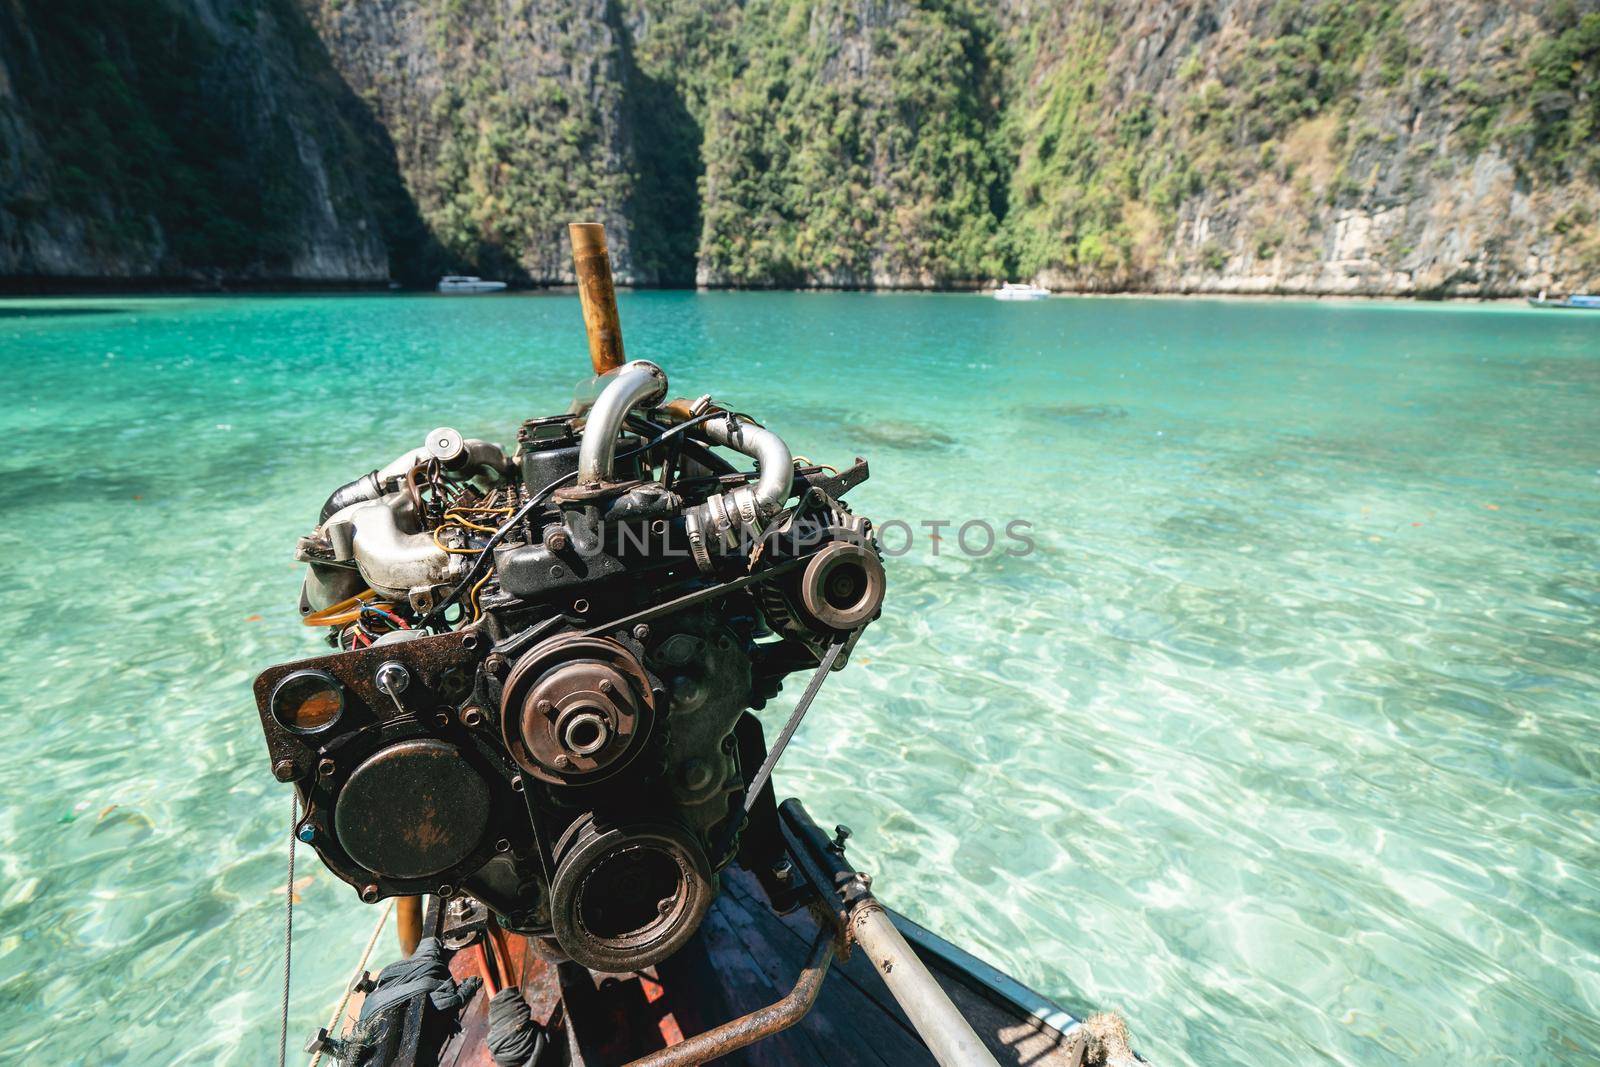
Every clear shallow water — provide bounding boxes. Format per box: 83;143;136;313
0;291;1596;1066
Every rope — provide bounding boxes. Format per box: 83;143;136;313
307;900;395;1067
280;792;298;1067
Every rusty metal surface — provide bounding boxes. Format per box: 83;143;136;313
620;930;836;1067
549;816;714;974
499;633;655;785
570;222;626;375
251;628;483;784
436;924;562;1067
253;628;533;906
334;739;492;879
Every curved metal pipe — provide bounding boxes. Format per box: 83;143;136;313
698;414;794;519
325;497;456;599
321;432;507;524
577;360;668;485
622;930;835;1067
375;446;433;484
320;470;382;523
679;413;795;571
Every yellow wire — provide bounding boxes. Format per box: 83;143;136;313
468;569;494;620
446;503;514;515
431;524;485;555
442;510;508;534
302;589;377;628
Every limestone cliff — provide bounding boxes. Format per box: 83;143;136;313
1000;0;1600;296
302;0;640;283
0;0;420;286
671;0;1600;294
1;0;1596;295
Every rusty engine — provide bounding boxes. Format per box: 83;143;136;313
252;358;884;972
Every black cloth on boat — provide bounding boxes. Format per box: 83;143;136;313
486;987;547;1067
359;937;481;1018
338;937;481;1066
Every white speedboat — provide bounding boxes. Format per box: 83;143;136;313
1528;289;1599;310
437;275;507;294
992;281;1051;301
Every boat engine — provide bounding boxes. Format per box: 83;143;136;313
252;358;883;972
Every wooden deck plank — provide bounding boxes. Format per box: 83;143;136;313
709;876;919;1066
656;897;835;1066
722;871;930;1047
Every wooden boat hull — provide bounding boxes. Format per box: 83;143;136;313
422;865;1102;1067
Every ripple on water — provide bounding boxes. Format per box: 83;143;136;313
0;293;1597;1065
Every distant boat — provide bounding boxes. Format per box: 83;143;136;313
437;275;507;294
1528;289;1599;310
992;281;1051;301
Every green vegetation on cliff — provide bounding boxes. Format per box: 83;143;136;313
423;4;630;281
1;0;404;279
4;0;1599;292
690;0;1009;286
995;0;1600;287
1525;9;1600;176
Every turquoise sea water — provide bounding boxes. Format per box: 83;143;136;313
0;292;1596;1065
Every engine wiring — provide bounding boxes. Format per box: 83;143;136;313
308;411;733;642
418;410;724;632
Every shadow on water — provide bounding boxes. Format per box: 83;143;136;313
0;306;128;318
793;405;963;452
613;7;702;287
1014;402;1131;423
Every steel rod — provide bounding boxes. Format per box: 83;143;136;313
851;904;1001;1067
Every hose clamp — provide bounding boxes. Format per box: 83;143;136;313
685;509;714;573
731;485;763;536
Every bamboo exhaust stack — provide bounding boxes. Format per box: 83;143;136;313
570;222;626;375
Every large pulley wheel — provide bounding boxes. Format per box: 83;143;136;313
797;541;886;631
499;634;656;785
549;816;713;972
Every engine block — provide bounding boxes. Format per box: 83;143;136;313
252;360;884;971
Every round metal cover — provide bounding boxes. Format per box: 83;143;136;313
334;739;491;880
549;817;712;972
798;541;885;631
